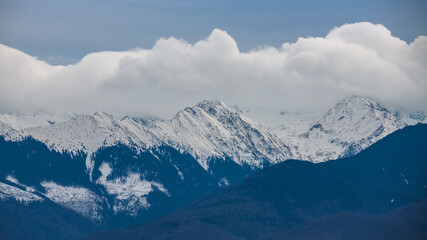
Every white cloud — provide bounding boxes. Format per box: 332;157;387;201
0;22;426;122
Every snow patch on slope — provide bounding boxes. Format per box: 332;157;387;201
96;162;169;216
5;175;19;184
0;182;43;204
41;181;103;220
5;175;37;192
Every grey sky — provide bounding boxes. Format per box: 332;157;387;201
1;0;426;65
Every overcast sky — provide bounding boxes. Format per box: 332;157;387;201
0;1;426;122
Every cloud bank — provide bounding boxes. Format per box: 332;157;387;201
0;22;426;121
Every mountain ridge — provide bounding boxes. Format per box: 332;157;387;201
1;96;419;166
0;96;424;232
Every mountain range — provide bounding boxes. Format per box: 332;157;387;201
0;95;425;239
84;124;427;240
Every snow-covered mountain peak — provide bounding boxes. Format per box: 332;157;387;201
195;99;224;111
278;95;407;162
311;96;404;137
171;100;244;130
148;100;292;169
93;111;114;120
175;100;234;120
196;100;252;124
326;95;389;118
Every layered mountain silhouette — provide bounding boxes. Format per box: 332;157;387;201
84;124;427;240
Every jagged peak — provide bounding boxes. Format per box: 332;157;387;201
305;95;404;136
324;95;393;118
173;100;236;120
335;95;386;110
93;111;114;119
336;95;372;106
120;115;132;121
195;99;238;116
195;99;224;109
